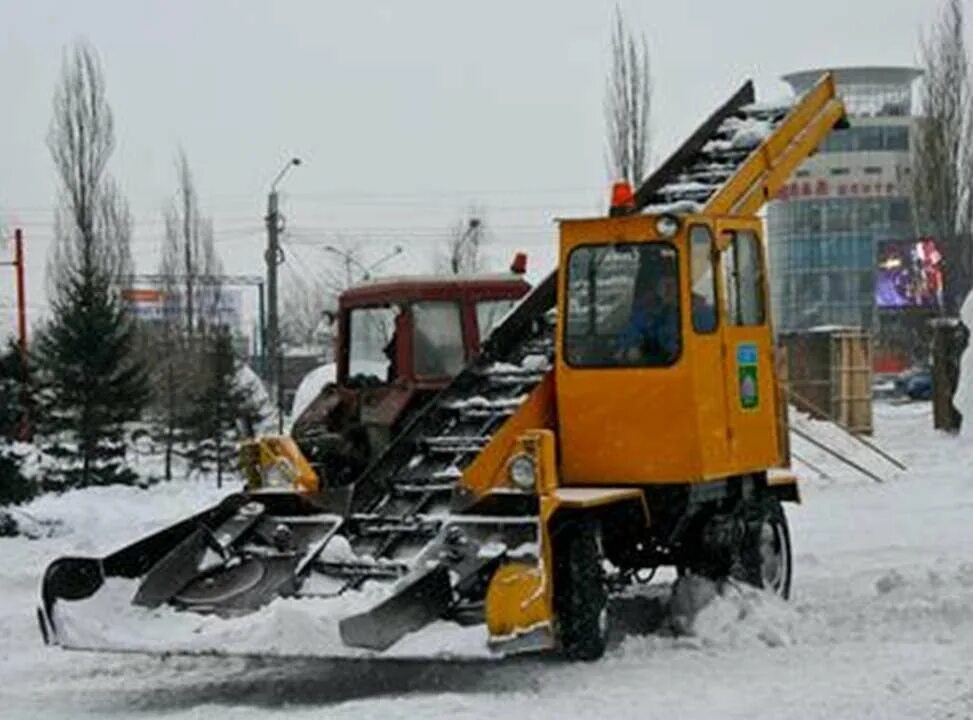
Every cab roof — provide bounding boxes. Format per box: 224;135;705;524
339;272;530;308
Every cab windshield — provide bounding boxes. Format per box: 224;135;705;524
564;243;681;367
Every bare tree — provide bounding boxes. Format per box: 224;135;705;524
159;150;223;335
912;0;973;314
604;5;651;186
437;207;488;275
280;274;337;351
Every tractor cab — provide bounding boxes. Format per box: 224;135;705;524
337;273;528;389
287;270;530;486
557;212;784;485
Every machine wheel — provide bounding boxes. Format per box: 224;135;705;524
553;517;608;661
731;497;792;599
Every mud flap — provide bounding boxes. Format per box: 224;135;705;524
338;565;453;651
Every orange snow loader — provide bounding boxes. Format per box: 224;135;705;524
38;73;846;661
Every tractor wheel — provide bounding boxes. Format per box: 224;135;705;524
553;517;608;661
731;497;792;599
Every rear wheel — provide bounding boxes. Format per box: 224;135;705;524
553;517;608;661
731;497;792;599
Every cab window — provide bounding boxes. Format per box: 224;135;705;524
413;301;466;378
689;225;718;333
476;299;517;342
721;230;766;326
564;243;681;367
348;306;397;381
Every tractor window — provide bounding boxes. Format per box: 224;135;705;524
721;230;766;326
564;242;681;367
476;298;517;342
413;301;466;378
348;306;397;381
690;225;718;333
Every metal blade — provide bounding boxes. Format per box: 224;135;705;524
338;565;453;651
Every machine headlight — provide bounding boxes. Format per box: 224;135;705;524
508;453;537;490
263;459;296;489
655;213;680;238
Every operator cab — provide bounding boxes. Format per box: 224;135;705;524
337;274;530;388
557;212;784;486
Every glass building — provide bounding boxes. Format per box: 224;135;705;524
766;67;922;369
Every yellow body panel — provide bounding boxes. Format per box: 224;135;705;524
239;436;319;494
459;373;556;496
484;562;551;640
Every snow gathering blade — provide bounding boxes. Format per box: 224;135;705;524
338;565;454;651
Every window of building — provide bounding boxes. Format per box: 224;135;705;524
864;166;883;175
564;243;681;367
413;301;466;378
830;167;851;176
858;126;884;151
884;126;910;151
689;226;718;333
721;230;766;326
795;169;811;178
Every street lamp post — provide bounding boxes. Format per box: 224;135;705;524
265;157;301;432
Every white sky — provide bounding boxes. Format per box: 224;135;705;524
0;0;952;342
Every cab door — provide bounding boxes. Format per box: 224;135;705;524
687;221;732;476
715;217;781;472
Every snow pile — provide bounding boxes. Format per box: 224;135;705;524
686;583;799;649
52;575;497;661
288;362;337;423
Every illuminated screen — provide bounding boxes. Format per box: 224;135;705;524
875;238;944;309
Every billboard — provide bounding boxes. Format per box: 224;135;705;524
121;286;244;329
875;238;944;310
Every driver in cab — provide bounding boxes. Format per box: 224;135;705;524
615;274;680;364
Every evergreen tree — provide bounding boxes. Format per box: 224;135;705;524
34;40;150;488
0;340;35;505
182;329;262;487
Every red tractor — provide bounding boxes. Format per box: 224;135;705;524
288;268;530;485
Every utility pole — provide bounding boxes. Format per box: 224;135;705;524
265;157;302;433
265;189;281;431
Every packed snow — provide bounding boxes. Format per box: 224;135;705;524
288;362;337;424
2;401;973;718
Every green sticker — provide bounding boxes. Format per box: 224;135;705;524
736;343;759;410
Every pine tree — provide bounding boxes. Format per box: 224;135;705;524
0;340;35;505
182;329;262;487
34;40;150;488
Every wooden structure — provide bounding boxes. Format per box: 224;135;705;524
778;326;873;435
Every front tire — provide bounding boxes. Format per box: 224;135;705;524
553;517;608;661
731;497;792;599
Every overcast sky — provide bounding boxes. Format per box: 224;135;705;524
0;0;953;338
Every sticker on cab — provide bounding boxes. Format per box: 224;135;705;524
736;342;759;410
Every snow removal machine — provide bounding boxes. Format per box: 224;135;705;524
38;73;847;661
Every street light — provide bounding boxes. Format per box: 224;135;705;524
266;156;303;432
271;157;302;192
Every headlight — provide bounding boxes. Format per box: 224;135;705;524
508;453;537;490
263;459;296;489
655;213;680;238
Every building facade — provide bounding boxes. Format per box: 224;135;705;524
767;67;924;371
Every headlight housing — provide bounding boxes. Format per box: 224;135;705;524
508;453;537;490
655;213;680;238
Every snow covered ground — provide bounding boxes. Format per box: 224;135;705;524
2;401;972;719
